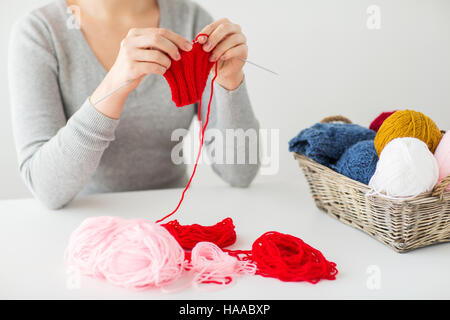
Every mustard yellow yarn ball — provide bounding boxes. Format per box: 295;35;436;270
374;110;442;156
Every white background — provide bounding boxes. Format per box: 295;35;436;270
1;0;450;199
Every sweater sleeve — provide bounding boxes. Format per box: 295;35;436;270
8;14;119;209
193;5;260;187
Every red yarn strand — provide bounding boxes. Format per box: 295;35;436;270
156;59;218;224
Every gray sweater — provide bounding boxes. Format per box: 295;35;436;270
8;0;260;209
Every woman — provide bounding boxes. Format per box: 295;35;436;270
8;0;259;209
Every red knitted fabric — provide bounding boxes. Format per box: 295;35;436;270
163;39;215;107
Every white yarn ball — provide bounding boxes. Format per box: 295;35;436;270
369;137;439;198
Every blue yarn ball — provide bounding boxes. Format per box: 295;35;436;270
289;123;376;168
334;140;378;185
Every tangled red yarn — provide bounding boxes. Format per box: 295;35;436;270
228;232;338;283
162;218;237;250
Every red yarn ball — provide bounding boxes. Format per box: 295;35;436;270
369;111;396;132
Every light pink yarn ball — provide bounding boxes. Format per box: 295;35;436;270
66;217;185;290
434;131;450;191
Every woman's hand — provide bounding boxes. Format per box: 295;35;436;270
197;18;248;91
91;28;193;119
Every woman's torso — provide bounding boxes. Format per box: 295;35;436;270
40;0;208;194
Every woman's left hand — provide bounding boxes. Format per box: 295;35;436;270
197;18;247;90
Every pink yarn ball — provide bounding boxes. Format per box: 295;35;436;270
434;131;450;191
65;216;121;278
66;217;185;290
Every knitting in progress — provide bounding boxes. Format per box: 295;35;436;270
66;34;338;291
156;34;218;224
163;35;215;107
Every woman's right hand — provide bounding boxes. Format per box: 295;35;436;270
91;28;193;119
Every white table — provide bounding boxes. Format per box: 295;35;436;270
1;180;449;299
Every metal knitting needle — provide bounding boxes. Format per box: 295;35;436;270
92;58;279;106
238;58;279;76
91;79;134;106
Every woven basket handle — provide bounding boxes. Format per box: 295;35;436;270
320;115;352;124
432;175;450;200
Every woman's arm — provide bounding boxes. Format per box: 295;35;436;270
194;9;260;187
8;15;121;209
8;14;191;209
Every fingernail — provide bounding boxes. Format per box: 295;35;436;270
175;51;181;60
209;54;217;62
198;36;207;44
184;42;193;51
204;42;212;51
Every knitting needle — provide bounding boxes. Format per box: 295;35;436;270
91;79;134;106
92;58;278;106
238;58;279;76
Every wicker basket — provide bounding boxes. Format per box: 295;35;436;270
294;115;450;253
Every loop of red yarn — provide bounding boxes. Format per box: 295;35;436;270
162;218;237;250
369;111;396;132
227;231;338;284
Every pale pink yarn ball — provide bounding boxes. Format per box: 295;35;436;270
65;216;121;278
66;217;185;290
434;131;450;191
